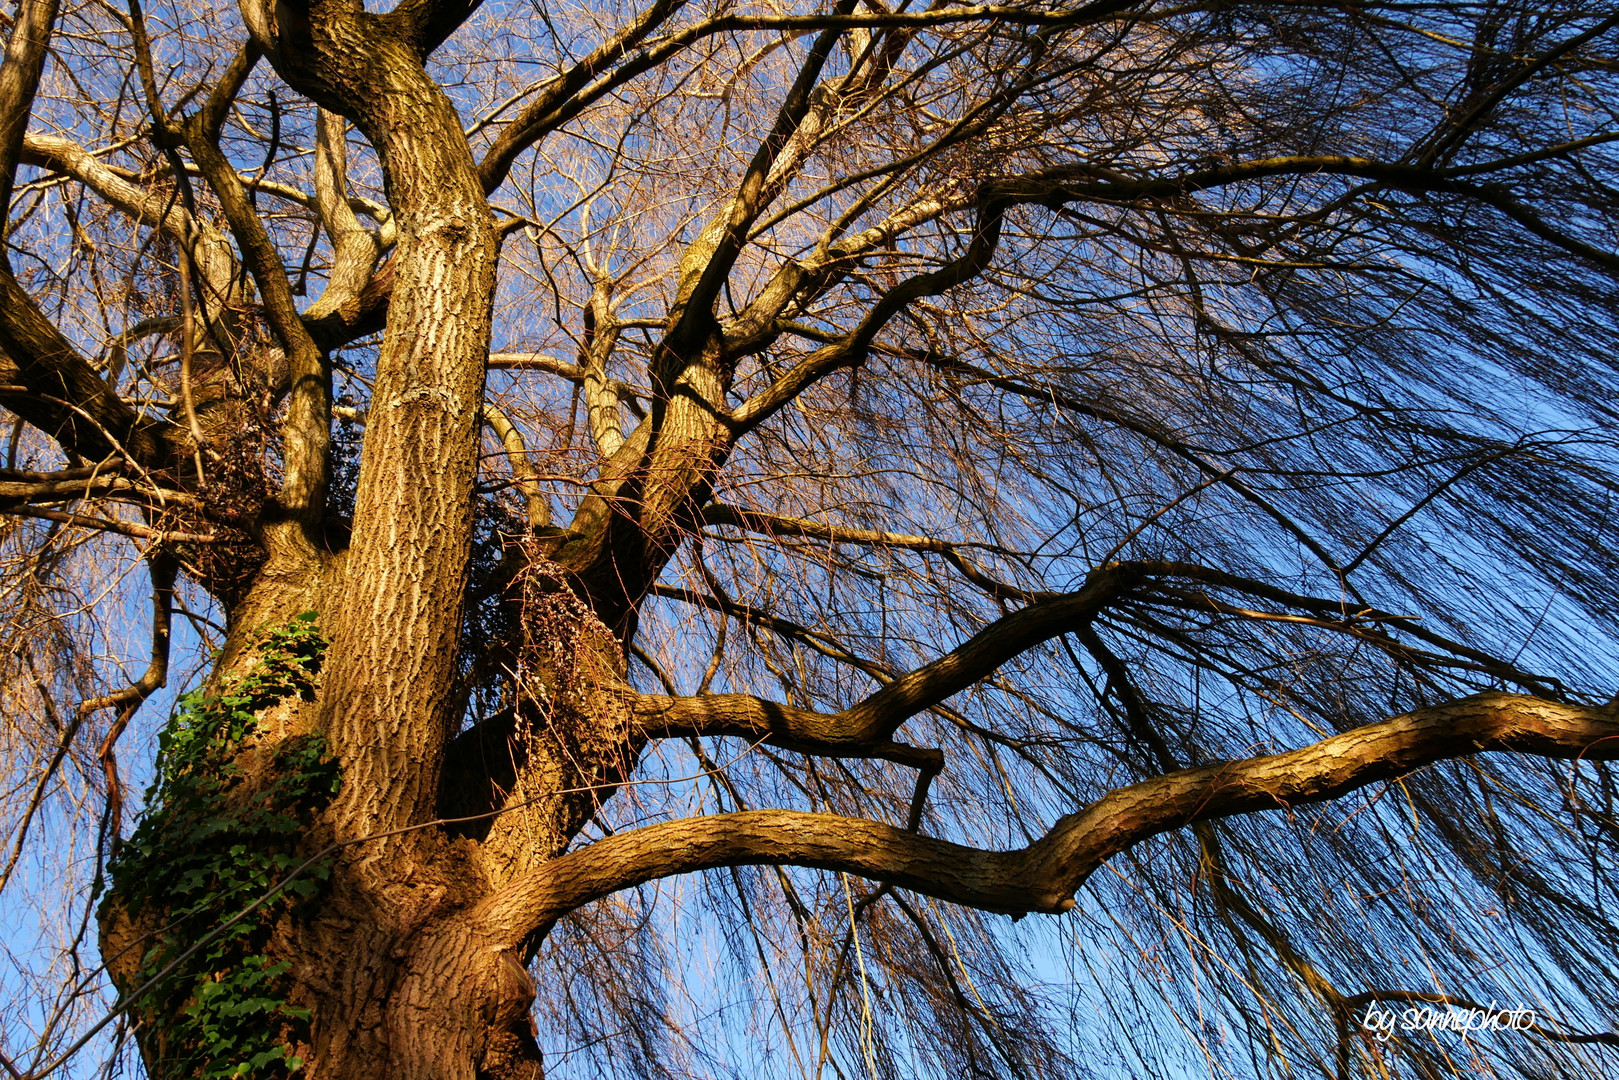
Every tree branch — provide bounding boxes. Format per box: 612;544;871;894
734;147;1619;435
0;470;188;509
730;197;1009;432
649;581;896;685
476;0;692;192
984;156;1619;273
475;0;1138;194
632;561;1142;750
478;693;1619;941
1130;560;1561;695
481;402;549;528
181;109;330;522
0;297;183;467
390;0;488;57
77;552;175;716
0;0;60;230
1;505;217;544
304;108;382;328
18;131;244;321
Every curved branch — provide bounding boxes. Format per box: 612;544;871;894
304;108;382;326
481;402;549;528
1420;12;1619;168
476;0;693;192
632;561;1142;749
733;148;1619;437
2;553;175;890
649;581;895;684
478;693;1619;941
181;112;329;521
77;552;176;716
730;198;1009;432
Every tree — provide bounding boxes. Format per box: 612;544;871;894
2;0;1619;1076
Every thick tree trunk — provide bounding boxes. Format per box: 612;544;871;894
98;581;558;1080
96;5;525;1076
104;874;548;1079
290;888;546;1080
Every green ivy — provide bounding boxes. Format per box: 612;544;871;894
107;613;342;1079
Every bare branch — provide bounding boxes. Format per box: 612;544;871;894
482;402;549;528
0;0;60;228
477;0;1148;192
0;298;183;467
181;109;330;521
76;552;175;716
632;562;1141;750
981;156;1619;273
477;0;693;192
481;693;1619;938
702;502;1043;602
1;505;217;543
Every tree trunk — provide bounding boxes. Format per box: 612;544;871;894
94;5;529;1076
97;575;565;1080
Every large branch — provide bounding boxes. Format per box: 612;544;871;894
0;0;60;225
182;103;330;521
477;693;1619;941
481;402;548;528
0;0;195;469
1;49;260;471
303;109;382;328
631;561;1142;750
389;0;487;57
256;0;504;840
0;465;187;508
0;313;184;467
